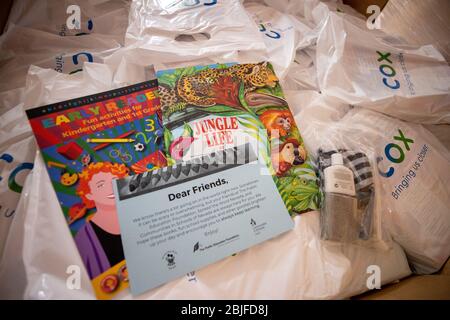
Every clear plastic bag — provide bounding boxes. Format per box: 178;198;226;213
318;149;375;243
288;90;450;273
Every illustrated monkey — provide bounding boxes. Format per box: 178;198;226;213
259;109;295;137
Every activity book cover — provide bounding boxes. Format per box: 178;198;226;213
26;79;166;299
157;62;321;215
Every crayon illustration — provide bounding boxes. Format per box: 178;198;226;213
87;138;135;143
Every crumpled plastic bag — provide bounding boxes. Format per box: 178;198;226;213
103;45;238;85
244;0;362;90
283;48;319;91
125;0;266;59
0;25;122;93
258;0;363;45
316;12;450;124
0;105;36;260
23;64;115;108
289;90;450;274
0;1;128;118
0;87;25;116
287;90;390;247
5;0;130;43
242;2;314;78
345;109;450;274
424;124;450;152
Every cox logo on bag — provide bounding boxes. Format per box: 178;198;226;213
180;0;218;7
258;23;281;39
54;52;94;74
70;52;94;74
376;51;400;90
376;129;414;178
0;153;34;218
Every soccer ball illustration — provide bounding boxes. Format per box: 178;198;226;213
134;142;145;152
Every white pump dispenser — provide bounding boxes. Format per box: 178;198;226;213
324;153;356;196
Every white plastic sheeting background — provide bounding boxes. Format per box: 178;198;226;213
0;0;449;299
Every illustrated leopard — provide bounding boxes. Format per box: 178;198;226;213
159;62;279;108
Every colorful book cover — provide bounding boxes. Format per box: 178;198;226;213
157;62;321;214
25;80;166;299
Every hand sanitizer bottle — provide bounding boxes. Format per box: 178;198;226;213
321;153;359;242
324;153;356;196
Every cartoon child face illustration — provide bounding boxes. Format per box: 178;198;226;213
77;162;129;209
75;162;129;278
85;171;117;207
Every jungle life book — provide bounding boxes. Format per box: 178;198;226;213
157;62;321;215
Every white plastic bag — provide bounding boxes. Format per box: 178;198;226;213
258;0;362;43
0;105;36;260
104;46;238;88
125;0;266;58
289;90;450;273
316;12;450;124
287;90;390;247
283;48;319;91
243;1;362;90
22;64;114;109
303;0;362;27
5;0;130;43
424;124;450;152
344;109;450;273
0;25;122;93
0;152;95;299
0;87;25;116
243;2;314;78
